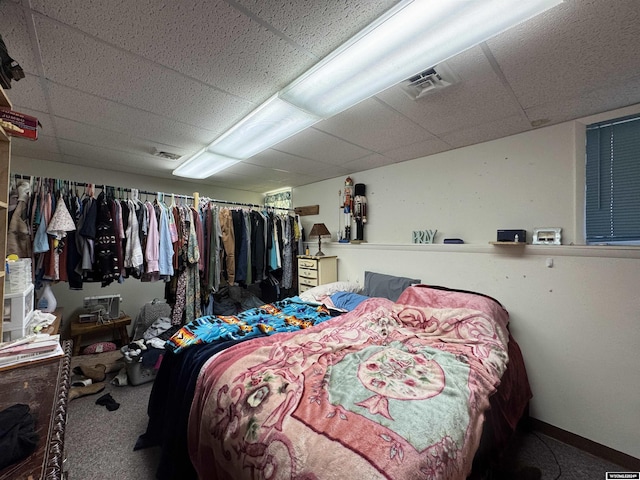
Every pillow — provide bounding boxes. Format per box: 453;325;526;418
82;341;117;355
363;271;421;302
329;291;369;311
299;281;363;302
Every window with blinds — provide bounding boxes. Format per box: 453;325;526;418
585;114;640;244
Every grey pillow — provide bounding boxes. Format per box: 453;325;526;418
363;271;421;302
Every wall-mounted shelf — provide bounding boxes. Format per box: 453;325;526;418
489;242;526;246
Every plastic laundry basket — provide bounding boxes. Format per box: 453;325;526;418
125;358;158;386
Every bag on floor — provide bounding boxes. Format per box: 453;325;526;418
131;299;171;340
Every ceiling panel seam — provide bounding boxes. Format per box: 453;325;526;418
20;0;65;155
223;0;318;62
479;42;531;125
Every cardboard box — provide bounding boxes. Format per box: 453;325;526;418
0;108;39;140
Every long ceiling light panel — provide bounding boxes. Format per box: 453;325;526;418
172;149;240;179
174;0;562;179
280;0;562;118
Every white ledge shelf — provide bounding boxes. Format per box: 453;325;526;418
319;241;640;259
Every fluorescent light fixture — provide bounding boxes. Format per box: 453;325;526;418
172;149;240;179
208;95;321;159
174;0;562;179
280;0;562;118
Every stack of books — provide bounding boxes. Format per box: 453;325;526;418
0;334;64;370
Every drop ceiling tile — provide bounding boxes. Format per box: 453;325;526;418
376;46;523;136
12;152;65;168
46;82;214;152
220;163;318;192
225;161;283;178
11;134;62;165
33;16;253;131
342;153;398;173
203;171;267;191
247;150;335;175
381;137;452;163
52;116;188;162
29;0;311;102
236;0;398;59
274;127;372;164
4;75;49;114
486;0;640;109
309;164;353;180
0;2;39;75
441;115;531;149
316;98;434;153
525;73;640;127
57;138;175;174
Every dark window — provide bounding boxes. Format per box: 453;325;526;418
585;114;640;244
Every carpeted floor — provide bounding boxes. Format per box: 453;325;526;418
64;355;629;480
65;374;161;480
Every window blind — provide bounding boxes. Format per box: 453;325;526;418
585;114;640;244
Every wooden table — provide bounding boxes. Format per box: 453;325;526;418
40;308;63;336
0;340;72;480
70;315;131;356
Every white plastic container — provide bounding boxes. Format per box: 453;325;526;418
3;283;35;341
6;258;32;294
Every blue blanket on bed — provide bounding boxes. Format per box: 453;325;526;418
166;297;332;353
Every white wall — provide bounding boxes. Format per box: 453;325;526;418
13;156;264;338
293;107;640;460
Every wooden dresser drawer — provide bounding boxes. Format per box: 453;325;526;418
298;268;318;279
298;259;318;270
299;276;319;287
298;284;315;294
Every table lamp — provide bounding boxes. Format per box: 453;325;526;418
309;223;331;256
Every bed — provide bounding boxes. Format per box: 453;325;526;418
138;274;531;480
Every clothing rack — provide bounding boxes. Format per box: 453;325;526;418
11;173;294;212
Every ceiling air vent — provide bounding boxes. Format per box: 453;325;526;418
400;62;459;100
152;148;182;160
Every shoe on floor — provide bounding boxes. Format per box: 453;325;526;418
69;382;106;401
76;363;107;382
110;367;128;386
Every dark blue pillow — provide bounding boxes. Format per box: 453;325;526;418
363;271;421;302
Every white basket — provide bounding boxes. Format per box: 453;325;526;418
6;258;32;294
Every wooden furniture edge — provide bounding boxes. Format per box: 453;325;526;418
44;339;72;480
529;417;640;470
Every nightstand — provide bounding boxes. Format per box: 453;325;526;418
297;255;338;294
70;315;131;356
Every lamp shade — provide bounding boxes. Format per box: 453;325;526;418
309;223;331;238
309;223;331;256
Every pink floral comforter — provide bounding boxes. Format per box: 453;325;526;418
188;286;510;480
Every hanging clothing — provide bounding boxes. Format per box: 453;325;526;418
6;199;32;258
124;199;144;277
219;208;235;285
94;192;119;287
156;202;174;278
144;201;160;275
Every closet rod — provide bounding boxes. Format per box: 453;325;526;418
12;174;293;212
